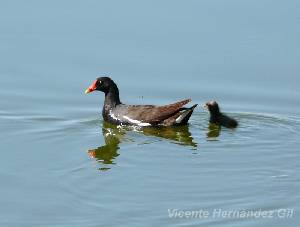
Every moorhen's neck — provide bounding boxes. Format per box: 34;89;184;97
104;84;121;107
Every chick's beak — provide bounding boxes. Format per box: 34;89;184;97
202;104;208;109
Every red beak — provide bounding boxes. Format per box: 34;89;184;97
85;80;97;94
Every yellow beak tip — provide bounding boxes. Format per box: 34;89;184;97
85;89;89;94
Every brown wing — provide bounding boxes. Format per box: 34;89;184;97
119;99;191;124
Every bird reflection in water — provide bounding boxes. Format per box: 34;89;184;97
206;123;221;139
88;122;123;171
88;122;197;171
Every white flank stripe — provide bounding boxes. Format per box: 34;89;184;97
109;111;119;121
123;116;151;126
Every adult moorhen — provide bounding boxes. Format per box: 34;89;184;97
203;101;238;128
85;77;197;126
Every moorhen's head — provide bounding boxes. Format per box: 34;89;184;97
85;77;118;94
204;101;220;115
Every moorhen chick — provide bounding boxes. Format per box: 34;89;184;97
204;101;238;128
85;77;197;126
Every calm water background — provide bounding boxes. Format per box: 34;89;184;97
1;0;300;226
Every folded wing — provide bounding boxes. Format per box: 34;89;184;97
117;99;192;125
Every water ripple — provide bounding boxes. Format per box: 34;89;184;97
2;111;300;145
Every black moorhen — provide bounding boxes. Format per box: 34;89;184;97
85;77;197;126
204;101;238;128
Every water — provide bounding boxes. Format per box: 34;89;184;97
1;0;300;226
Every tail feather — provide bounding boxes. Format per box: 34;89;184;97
175;104;198;125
